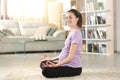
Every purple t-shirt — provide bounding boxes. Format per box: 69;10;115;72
59;29;82;68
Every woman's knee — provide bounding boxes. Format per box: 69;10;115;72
40;60;47;69
42;69;52;78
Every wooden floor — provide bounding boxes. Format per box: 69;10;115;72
0;52;120;80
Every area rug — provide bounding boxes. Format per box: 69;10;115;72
3;68;120;80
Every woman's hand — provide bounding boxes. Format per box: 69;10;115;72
41;60;57;68
46;61;58;67
40;55;50;62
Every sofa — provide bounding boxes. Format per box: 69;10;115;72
0;20;66;53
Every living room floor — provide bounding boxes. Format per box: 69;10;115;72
0;52;120;80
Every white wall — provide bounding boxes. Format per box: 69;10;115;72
115;0;120;53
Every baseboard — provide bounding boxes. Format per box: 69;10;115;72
0;50;61;54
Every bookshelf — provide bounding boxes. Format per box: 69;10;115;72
69;0;114;54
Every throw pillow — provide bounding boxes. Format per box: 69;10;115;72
34;26;50;36
2;28;15;36
0;31;5;39
0;24;15;36
0;28;15;36
0;30;7;36
47;27;57;36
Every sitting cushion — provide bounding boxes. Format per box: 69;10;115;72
34;26;50;36
47;27;57;36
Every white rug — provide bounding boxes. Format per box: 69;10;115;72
3;68;120;80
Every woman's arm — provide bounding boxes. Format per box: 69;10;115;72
51;55;59;61
40;55;59;62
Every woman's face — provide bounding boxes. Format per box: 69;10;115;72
66;12;78;28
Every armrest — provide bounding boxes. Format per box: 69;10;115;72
53;30;66;40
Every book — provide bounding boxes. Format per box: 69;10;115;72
82;43;86;52
88;43;106;53
98;43;107;53
88;44;92;52
81;29;86;39
97;28;106;39
86;1;95;11
98;2;104;10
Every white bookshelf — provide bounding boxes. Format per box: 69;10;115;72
75;0;114;54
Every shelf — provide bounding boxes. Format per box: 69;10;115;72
82;24;111;27
87;39;111;41
82;39;111;41
81;52;109;55
81;10;111;13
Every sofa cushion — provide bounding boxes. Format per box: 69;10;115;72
20;27;38;36
53;30;66;40
19;21;48;36
0;20;21;36
34;26;51;36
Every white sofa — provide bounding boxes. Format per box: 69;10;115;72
0;20;66;53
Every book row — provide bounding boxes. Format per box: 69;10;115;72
81;29;106;39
